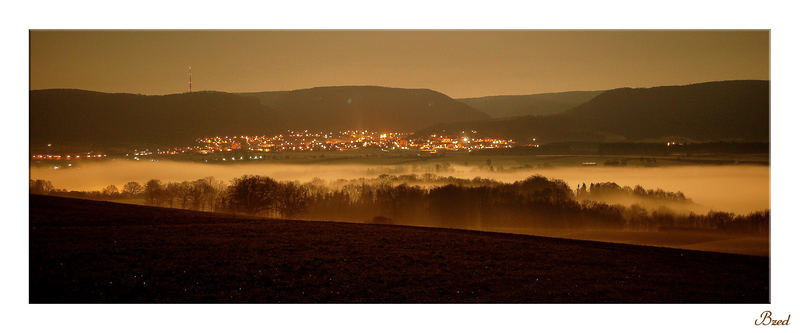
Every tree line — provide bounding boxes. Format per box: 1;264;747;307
30;174;768;235
577;181;691;203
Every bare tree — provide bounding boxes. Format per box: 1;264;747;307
102;184;120;197
165;182;191;208
227;175;281;215
278;182;309;218
176;181;193;209
189;178;216;211
30;179;54;194
206;177;226;212
122;181;144;198
144;179;164;205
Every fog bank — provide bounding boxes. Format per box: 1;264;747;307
30;161;769;214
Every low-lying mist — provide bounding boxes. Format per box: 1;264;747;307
30;160;769;214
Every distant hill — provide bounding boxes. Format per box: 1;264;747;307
30;81;768;150
421;80;769;143
30;89;285;150
31;86;488;150
241;86;489;131
458;90;604;118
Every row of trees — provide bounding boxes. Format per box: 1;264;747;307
32;180;146;199
576;182;690;203
143;177;226;212
30;174;769;235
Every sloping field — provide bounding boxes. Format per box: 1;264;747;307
29;195;769;303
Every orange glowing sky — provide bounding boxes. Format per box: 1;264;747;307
30;30;768;98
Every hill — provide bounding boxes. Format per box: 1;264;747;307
241;86;489;131
30;89;285;151
30;81;768;150
562;80;769;141
422;80;769;143
30;195;768;303
458;90;603;118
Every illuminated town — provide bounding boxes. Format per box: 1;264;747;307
31;153;108;161
139;130;518;157
32;130;523;165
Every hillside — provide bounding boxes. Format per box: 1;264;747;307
30;195;768;303
458;90;603;118
30;81;768;150
30;89;285;150
422;80;769;143
241;86;489;131
563;80;769;141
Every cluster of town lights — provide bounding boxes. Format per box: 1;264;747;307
32;130;526;166
144;130;518;156
31;153;107;160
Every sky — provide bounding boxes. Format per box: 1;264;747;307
29;30;769;98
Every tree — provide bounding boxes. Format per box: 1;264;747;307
278;182;309;218
205;176;226;212
144;179;164;205
102;184;120;197
30;179;54;194
189;178;218;211
173;181;193;209
122;181;144;198
227;175;281;215
165;182;184;208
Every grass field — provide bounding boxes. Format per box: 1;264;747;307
30;195;769;303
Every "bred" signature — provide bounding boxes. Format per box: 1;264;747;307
755;311;791;326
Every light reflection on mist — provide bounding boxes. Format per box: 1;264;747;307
30;161;769;214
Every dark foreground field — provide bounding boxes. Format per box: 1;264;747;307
30;195;769;303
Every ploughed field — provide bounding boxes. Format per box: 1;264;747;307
30;195;769;303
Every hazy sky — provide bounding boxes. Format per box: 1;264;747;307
30;30;768;98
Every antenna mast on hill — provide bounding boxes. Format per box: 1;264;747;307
188;66;192;93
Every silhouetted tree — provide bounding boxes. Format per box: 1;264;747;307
102;184;120;197
144;179;164;205
122;181;143;198
278;182;310;218
32;173;769;236
30;179;54;194
227;175;281;215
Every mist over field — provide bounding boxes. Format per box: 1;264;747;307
30;160;768;215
